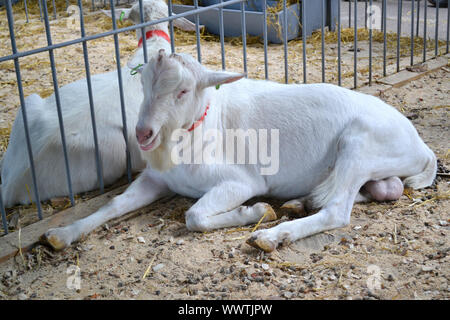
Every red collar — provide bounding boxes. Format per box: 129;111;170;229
188;104;210;132
138;30;170;47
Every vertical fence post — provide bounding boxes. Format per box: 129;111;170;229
24;0;29;23
349;0;351;28
364;0;367;29
435;0;439;57
423;0;427;62
283;0;288;84
447;0;449;54
337;0;341;86
168;0;175;54
383;0;387;77
241;1;247;76
353;0;358;89
411;0;415;65
369;0;373;85
38;0;43;21
77;0;105;194
263;0;268;79
338;1;342;86
321;0;325;83
194;0;202;63
302;0;306;83
41;0;76;206
138;0;149;62
5;0;43;219
109;0;132;184
219;0;226;70
416;0;421;37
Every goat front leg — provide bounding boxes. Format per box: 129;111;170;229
41;170;171;250
185;181;277;232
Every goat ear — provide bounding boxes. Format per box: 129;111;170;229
157;49;167;63
173;17;204;32
199;71;245;90
101;8;132;21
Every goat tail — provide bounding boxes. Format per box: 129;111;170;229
403;146;437;189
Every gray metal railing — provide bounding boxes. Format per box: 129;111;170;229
0;0;449;235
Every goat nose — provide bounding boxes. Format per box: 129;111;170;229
136;127;153;144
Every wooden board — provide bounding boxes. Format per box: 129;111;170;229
377;55;449;88
0;185;127;264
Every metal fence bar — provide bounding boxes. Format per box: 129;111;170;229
0;0;247;63
381;0;384;32
78;0;104;194
353;0;357;88
435;0;439;56
263;0;268;79
411;0;414;65
194;0;202;63
349;0;351;28
0;186;7;235
168;0;175;53
240;1;247;75
364;0;367;29
416;0;420;37
321;0;325;83
423;0;427;62
138;0;148;62
369;0;373;85
52;0;56;19
397;0;402;72
447;1;449;53
383;0;387;76
41;0;75;206
38;0;43;21
109;0;132;184
302;0;306;83
6;0;43;219
24;0;29;23
338;0;341;86
283;0;288;84
219;0;226;70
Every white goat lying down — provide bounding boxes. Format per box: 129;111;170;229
1;0;196;207
41;50;436;252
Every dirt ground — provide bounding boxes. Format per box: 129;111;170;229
0;2;449;300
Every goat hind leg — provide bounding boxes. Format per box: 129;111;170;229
185;182;277;232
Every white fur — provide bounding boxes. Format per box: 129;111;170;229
1;0;197;207
42;51;436;252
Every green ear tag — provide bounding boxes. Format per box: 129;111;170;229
119;11;125;23
130;64;143;76
215;84;220;90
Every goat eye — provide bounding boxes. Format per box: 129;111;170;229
177;90;188;99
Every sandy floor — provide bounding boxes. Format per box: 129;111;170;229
0;2;449;300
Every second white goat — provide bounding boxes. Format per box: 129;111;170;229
1;0;195;207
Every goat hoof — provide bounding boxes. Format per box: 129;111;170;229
246;232;277;253
254;203;278;222
280;199;307;218
40;228;72;251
